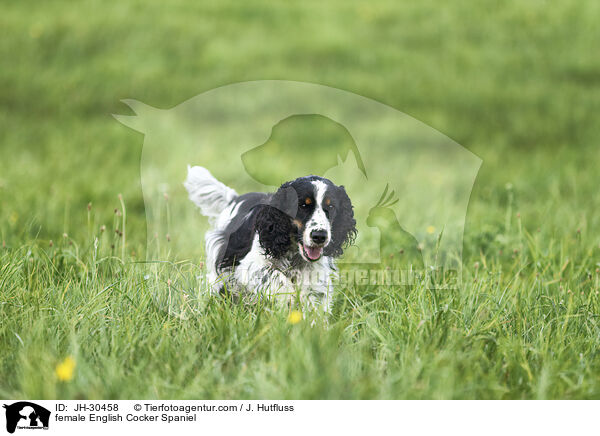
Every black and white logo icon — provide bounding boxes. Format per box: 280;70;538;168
3;402;50;434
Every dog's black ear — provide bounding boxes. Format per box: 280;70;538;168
255;184;299;258
255;205;293;258
325;185;357;257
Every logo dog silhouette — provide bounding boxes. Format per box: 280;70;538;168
3;402;50;434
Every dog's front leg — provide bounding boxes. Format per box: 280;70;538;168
298;268;334;314
264;269;297;305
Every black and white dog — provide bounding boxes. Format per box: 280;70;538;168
184;166;356;311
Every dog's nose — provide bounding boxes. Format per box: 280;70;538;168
310;229;328;245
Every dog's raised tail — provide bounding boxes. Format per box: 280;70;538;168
184;166;238;218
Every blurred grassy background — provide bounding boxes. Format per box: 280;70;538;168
2;0;599;247
1;0;600;399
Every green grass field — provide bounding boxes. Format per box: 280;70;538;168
2;0;600;399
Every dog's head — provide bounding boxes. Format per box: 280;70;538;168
255;176;357;262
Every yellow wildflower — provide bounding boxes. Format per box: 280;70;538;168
287;310;302;325
426;225;436;234
55;356;76;382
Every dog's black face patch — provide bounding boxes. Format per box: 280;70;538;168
289;178;318;233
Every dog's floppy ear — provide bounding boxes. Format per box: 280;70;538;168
255;184;297;258
325;185;357;257
255;205;293;258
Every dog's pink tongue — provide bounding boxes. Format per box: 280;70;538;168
305;245;323;260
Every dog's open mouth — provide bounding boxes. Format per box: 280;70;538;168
299;243;323;262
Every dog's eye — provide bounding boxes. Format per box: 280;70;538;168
324;203;334;219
